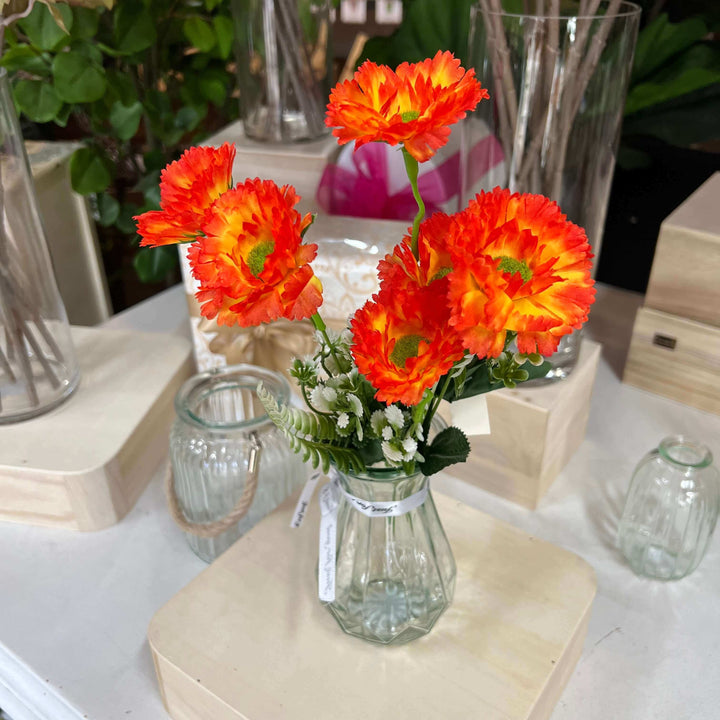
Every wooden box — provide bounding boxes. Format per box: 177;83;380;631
446;340;601;509
644;172;720;327
0;327;193;531
623;305;720;414
148;490;597;720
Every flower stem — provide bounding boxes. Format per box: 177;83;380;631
311;312;343;370
423;373;453;440
403;148;425;260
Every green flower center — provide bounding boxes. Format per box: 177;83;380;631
401;110;420;122
247;240;275;277
390;334;424;368
496;256;532;283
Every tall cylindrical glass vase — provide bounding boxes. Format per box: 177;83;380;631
0;69;79;423
465;1;641;379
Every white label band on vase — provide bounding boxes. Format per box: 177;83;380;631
318;468;429;602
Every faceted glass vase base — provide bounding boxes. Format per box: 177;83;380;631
325;575;455;645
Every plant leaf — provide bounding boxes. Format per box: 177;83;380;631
52;51;106;103
419;426;470;476
113;0;156;54
109;100;143;140
18;3;72;51
133;246;177;284
69;146;112;194
213;15;234;59
96;192;119;226
13;78;61;122
0;46;49;76
183;16;216;52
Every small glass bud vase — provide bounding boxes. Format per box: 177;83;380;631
169;364;306;563
618;436;720;580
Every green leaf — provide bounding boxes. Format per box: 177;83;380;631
0;46;49;77
204;0;223;10
18;3;72;52
70;7;100;40
104;68;138;106
116;202;141;235
113;0;157;54
174;104;204;132
71;39;104;65
631;14;707;85
96;193;120;226
133;246;177;284
213;15;234;59
183;16;216;52
54;104;73;127
52;51;107;103
419;426;470;476
134;171;162;209
13;79;62;122
199;66;230;106
69;146;112;194
109;100;143;140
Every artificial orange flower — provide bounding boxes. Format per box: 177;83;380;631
377;212;453;296
326;51;489;162
447;189;596;357
351;279;464;406
135;143;235;247
188;179;322;327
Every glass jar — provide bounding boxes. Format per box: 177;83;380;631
0;69;79;423
169;364;305;562
233;0;332;142
618;436;720;580
326;464;456;645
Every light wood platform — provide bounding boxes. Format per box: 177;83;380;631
148;489;597;720
0;326;193;531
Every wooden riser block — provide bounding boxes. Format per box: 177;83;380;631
644;172;720;327
0;327;193;531
623;305;720;415
148;491;597;720
446;340;601;509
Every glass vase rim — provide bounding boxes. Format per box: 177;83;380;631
334;464;428;484
174;363;289;432
658;435;713;469
480;0;642;21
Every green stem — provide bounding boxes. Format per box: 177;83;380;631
403;148;425;260
423;373;454;441
311;312;343;371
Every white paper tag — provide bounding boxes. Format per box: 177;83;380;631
449;394;491;436
290;470;322;528
375;0;402;24
318;482;339;601
340;0;367;23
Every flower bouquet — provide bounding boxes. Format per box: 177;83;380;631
136;51;595;644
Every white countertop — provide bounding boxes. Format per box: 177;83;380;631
1;283;719;720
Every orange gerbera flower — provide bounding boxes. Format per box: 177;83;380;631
447;189;596;357
351;279;464;406
326;51;489;162
135;143;235;247
188;179;322;327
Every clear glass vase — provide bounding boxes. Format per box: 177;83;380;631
0;69;79;423
169;364;306;562
325;465;456;645
233;0;332;142
465;1;641;380
618;436;720;580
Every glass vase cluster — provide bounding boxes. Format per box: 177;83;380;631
0;69;79;423
325;463;456;645
618;436;720;580
169;365;305;562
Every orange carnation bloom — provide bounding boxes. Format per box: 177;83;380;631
351;279;464;406
326;51;489;162
135;143;235;247
447;189;596;357
188;179;322;327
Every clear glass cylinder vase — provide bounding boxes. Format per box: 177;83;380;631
465;0;641;380
0;69;79;423
326;466;456;645
233;0;332;142
169;364;306;563
618;436;720;580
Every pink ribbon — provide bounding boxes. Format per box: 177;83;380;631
316;135;504;221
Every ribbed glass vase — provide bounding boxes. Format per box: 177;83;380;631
170;364;306;562
618;436;720;580
326;465;456;645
